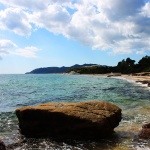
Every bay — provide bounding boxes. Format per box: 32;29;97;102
0;74;150;149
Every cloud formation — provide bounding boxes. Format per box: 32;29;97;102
0;0;150;54
0;39;17;56
0;8;31;36
13;46;39;58
0;39;39;58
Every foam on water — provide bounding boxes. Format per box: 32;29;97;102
112;76;150;90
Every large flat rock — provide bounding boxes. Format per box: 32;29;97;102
16;101;122;140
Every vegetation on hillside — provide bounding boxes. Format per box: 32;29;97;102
66;56;150;74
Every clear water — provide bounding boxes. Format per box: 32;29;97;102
0;74;150;149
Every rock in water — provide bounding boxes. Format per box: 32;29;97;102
0;140;6;150
139;123;150;139
16;101;122;140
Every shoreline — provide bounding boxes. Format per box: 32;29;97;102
75;73;150;88
119;74;150;82
110;74;150;88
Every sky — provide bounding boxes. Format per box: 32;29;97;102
0;0;150;74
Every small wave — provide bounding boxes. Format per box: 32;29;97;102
113;76;150;91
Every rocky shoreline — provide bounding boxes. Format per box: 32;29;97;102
120;74;150;87
136;80;150;87
79;73;150;88
101;73;150;87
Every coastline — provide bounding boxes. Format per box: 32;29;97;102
120;74;150;82
112;74;150;88
77;73;150;88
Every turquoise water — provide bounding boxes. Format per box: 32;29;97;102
0;74;150;149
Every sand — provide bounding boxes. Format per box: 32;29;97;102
121;75;150;82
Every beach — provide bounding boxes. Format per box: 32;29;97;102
84;73;150;87
81;73;150;87
121;75;150;82
110;74;150;88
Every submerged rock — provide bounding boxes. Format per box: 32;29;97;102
16;101;122;140
139;123;150;139
0;140;6;150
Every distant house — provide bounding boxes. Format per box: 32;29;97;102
69;71;79;75
107;72;121;77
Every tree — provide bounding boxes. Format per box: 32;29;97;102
116;58;135;74
126;58;135;67
137;55;150;72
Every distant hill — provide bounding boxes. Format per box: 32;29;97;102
26;55;150;74
26;64;98;74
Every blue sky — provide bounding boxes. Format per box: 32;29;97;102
0;0;150;74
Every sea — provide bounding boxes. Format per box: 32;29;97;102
0;74;150;150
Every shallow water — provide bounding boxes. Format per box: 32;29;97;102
0;74;150;149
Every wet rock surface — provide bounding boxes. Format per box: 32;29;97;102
139;123;150;139
0;140;6;150
136;80;150;87
16;101;122;140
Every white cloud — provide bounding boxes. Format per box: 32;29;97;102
0;0;72;11
13;46;40;58
0;39;17;56
0;39;39;58
30;4;71;34
136;51;146;55
0;0;150;54
0;0;48;11
140;2;150;17
0;8;31;36
97;0;145;21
